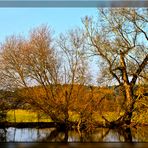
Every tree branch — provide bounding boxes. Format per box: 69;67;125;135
131;54;148;86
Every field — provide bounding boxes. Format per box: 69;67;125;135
6;109;148;124
7;110;51;122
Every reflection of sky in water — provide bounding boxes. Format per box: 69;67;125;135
103;130;122;142
6;128;55;142
68;131;80;142
1;126;148;142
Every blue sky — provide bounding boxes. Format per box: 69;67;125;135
0;8;97;42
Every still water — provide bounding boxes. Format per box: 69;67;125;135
0;126;148;142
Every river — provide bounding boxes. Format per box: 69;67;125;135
0;126;148;142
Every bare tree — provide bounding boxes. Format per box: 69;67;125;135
0;26;93;128
0;25;63;123
57;28;92;127
83;8;148;127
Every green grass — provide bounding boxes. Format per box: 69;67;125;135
7;110;51;122
6;109;148;124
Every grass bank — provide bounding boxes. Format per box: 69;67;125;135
7;110;51;122
5;109;148;125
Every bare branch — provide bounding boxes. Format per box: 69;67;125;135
131;54;148;86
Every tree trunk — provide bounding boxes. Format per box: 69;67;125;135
119;52;135;126
14;110;16;123
123;84;134;125
64;109;69;129
64;91;69;128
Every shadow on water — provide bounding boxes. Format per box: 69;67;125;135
117;127;133;142
0;128;7;142
0;126;148;142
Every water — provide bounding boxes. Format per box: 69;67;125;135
0;126;148;142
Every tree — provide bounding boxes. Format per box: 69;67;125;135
83;8;148;127
57;28;92;127
0;26;93;128
0;25;63;123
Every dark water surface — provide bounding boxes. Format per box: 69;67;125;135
0;126;148;142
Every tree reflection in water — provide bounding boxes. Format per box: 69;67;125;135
0;128;7;142
0;126;148;142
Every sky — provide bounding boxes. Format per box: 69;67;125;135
0;8;98;42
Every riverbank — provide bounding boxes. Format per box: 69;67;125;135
0;122;57;128
0;121;148;129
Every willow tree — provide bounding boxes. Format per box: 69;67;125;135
83;8;148;127
0;25;63;122
0;25;92;127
